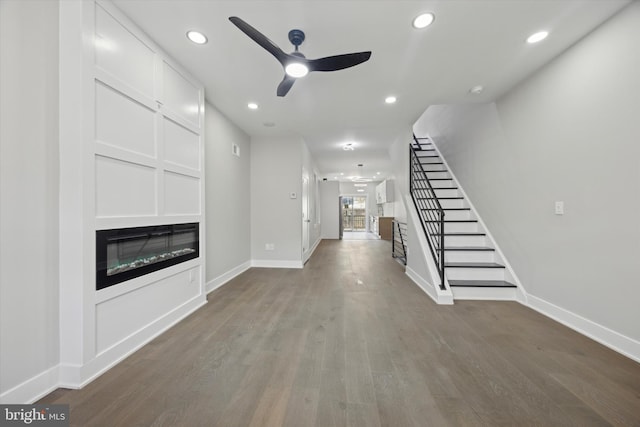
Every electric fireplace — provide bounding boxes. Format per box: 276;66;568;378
96;223;199;290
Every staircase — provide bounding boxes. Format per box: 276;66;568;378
411;136;517;300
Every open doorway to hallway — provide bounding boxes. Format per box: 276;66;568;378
340;196;379;240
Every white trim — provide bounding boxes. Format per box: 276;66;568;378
206;261;251;294
406;267;454;305
251;260;304;269
0;366;60;404
303;237;321;263
59;296;206;389
526;294;640;363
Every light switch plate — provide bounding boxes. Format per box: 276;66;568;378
555;201;564;215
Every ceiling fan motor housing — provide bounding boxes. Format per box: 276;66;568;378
288;29;305;48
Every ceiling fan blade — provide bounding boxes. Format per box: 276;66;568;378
276;74;296;97
229;17;288;64
308;51;372;72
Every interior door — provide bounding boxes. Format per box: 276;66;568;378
302;175;310;257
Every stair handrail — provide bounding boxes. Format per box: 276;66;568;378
392;220;407;265
409;135;446;290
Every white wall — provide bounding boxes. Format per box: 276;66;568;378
250;136;304;267
204;103;251;289
320;181;340;239
0;0;61;401
415;2;640;358
388;128;412;222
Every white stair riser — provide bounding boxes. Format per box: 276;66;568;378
417;209;470;220
451;286;516;300
443;222;478;233
411;198;464;209
425;171;451;179
415;155;438;162
434;188;460;198
439;199;465;209
421;164;447;171
445;251;496;263
423;221;478;233
445;235;487;246
442;210;472;220
428;179;455;188
446;267;505;281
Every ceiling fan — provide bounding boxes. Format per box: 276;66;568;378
229;17;372;97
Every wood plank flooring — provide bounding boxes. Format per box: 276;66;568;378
40;239;640;426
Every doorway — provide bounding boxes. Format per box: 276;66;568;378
341;196;366;232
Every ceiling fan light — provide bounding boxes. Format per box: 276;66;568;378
186;30;208;44
285;62;309;78
527;31;549;44
413;13;435;29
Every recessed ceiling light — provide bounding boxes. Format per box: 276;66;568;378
247;102;258;110
469;85;484;95
385;96;397;104
285;62;309;78
186;30;208;45
354;184;368;187
527;31;549;44
357;189;365;192
413;13;435;29
333;176;338;179
340;173;344;176
377;172;380;174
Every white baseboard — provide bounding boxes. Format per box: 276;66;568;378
58;296;206;390
526;294;640;363
406;267;454;305
0;365;60;404
303;238;321;263
251;259;303;269
206;261;251;294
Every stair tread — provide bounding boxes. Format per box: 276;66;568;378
442;232;486;236
446;262;505;268
421;162;444;165
449;280;516;288
425;219;477;223
415;196;464;200
423;207;470;211
441;246;495;251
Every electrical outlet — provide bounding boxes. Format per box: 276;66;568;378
555;201;564;215
265;243;275;251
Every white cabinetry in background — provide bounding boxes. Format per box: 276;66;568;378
376;180;394;204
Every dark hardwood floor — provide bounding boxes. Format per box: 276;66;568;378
40;239;640;426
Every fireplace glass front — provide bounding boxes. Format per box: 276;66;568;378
96;223;199;290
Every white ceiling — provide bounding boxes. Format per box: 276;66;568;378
112;0;628;181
